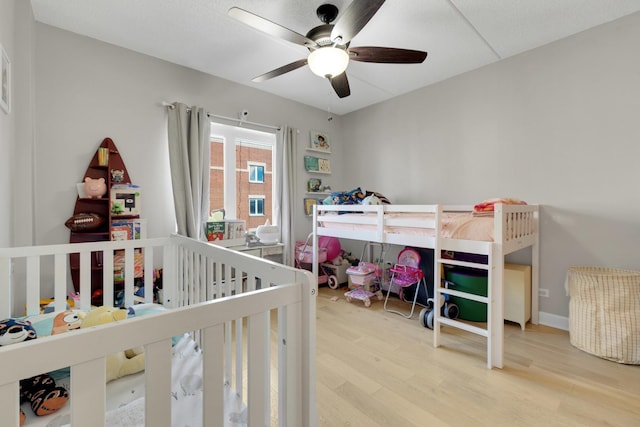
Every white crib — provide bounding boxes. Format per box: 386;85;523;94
0;234;317;426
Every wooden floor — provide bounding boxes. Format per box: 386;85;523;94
314;287;640;427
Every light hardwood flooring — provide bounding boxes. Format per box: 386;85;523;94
314;286;640;427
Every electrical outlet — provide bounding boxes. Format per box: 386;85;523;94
539;288;550;298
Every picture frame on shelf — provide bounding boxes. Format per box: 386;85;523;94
304;198;318;216
0;44;11;114
307;178;322;192
310;131;331;152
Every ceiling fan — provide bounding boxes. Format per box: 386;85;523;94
228;0;427;98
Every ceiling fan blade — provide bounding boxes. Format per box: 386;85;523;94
349;46;427;63
229;7;317;47
330;0;386;44
330;72;351;98
252;58;309;83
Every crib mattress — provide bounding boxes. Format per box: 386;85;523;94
320;212;496;241
23;334;247;427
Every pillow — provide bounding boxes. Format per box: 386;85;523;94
365;191;391;205
64;212;105;231
361;195;381;205
473;198;527;213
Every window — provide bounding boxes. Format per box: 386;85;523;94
209;123;276;230
249;196;265;216
248;163;265;183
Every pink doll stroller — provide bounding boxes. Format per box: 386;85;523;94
295;234;341;289
344;261;384;307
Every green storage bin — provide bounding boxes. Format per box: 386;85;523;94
445;268;488;322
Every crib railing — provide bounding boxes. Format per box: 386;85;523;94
0;235;317;426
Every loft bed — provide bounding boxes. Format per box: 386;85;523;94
0;235;316;426
312;202;539;368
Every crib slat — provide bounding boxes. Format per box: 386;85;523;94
0;257;10;318
79;251;92;311
203;324;225;426
143;247;154;303
102;249;114;307
0;381;20;427
26;256;40;316
71;358;106;425
124;248;135;307
235;315;243;400
54;254;67;313
145;339;172;427
248;311;269;427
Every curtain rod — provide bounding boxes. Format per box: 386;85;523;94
161;102;280;131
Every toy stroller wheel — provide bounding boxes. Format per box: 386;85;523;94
364;298;371;307
376;291;383;300
426;310;435;329
445;303;459;320
346;296;352;303
419;308;428;327
328;275;339;289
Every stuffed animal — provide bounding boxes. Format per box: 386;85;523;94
80;306;145;382
51;310;83;335
0;318;69;426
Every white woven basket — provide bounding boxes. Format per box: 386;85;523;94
567;267;640;364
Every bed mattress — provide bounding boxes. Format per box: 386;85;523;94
319;212;496;241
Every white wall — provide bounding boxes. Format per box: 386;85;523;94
12;10;640;321
341;12;640;318
0;0;16;247
32;23;343;247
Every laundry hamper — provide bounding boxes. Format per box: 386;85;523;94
567;267;640;364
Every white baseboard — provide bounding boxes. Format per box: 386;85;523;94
538;311;569;331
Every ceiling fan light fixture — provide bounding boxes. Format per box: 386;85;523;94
307;47;349;78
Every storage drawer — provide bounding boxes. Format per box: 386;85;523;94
504;263;532;330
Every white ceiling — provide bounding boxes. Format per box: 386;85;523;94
30;0;640;115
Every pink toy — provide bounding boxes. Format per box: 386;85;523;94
84;177;106;198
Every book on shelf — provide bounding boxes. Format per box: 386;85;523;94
225;220;246;240
308;178;322;192
205;219;246;241
111;218;145;240
318;158;331;173
304;155;319;172
205;221;225;241
111;225;131;241
110;184;141;216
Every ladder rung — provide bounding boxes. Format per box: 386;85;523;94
436;288;488;304
437;317;489;337
437;258;489;270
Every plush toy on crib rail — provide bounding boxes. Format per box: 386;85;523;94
0;318;70;426
80;306;145;382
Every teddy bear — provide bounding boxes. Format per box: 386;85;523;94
80;306;145;382
0;318;69;426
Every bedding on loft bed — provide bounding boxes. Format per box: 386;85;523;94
312;190;539;369
0;235;317;427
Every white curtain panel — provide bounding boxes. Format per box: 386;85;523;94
167;103;211;239
275;126;297;266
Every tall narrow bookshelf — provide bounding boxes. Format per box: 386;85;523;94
69;137;139;304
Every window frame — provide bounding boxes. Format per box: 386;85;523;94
248;162;266;183
248;195;265;216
